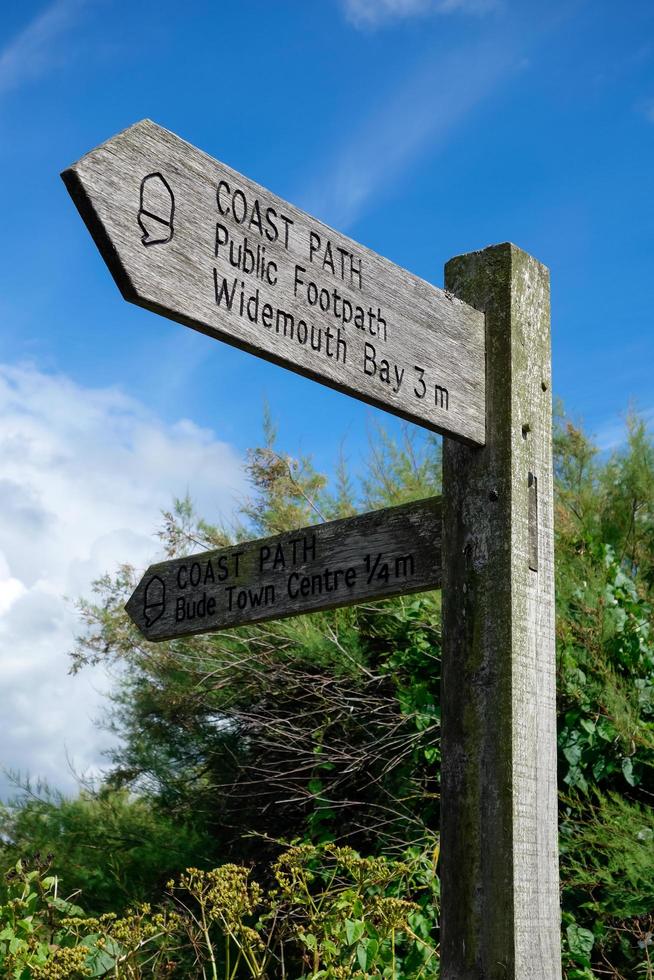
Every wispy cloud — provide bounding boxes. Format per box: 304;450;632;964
299;36;519;229
0;363;244;797
0;0;89;96
342;0;498;29
303;2;579;231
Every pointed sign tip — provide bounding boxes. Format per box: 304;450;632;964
124;592;153;639
60;164;140;305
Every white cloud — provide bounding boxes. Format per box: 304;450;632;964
0;363;244;798
342;0;498;29
0;0;90;96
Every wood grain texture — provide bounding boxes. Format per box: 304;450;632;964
440;244;561;979
125;497;442;641
62;120;485;445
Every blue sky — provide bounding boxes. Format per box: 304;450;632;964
0;0;653;793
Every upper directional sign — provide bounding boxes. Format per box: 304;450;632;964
62;120;485;444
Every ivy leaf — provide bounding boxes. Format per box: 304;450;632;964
566;923;595;968
621;756;637;787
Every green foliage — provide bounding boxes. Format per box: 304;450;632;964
0;856;184;978
0;784;215;915
4;406;654;977
557;542;654;793
0;845;438;978
165;842;437;979
263;841;439;978
0;856;93;979
560;912;596;980
561;792;654;920
554;407;654;976
65;408;654;976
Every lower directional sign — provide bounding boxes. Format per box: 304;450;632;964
126;497;442;641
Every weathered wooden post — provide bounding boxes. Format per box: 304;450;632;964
441;243;561;979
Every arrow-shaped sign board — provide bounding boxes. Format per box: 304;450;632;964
126;497;442;641
62;120;485;445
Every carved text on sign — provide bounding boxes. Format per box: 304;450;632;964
126;498;443;641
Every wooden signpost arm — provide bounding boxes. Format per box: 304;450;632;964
61;121;486;446
441;243;561;979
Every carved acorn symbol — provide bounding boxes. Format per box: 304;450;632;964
138;173;175;246
143;574;166;627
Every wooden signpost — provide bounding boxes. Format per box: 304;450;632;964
63;123;561;979
62;119;485;445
